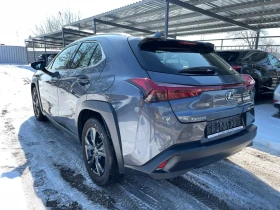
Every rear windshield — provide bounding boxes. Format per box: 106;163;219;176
217;51;240;62
217;51;250;63
130;39;237;76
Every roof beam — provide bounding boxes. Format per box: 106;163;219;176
142;9;280;31
43;36;75;43
168;0;257;31
64;0;158;28
63;28;94;36
110;0;280;30
165;17;280;34
94;19;155;34
110;0;215;23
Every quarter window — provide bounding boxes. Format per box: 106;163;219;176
51;44;78;70
71;42;98;69
89;44;103;66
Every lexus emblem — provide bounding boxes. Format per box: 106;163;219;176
225;91;234;101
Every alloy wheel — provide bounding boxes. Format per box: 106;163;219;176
85;127;106;176
32;91;40;117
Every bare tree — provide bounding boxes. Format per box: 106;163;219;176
33;9;81;36
229;30;269;49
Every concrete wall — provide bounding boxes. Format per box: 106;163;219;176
0;46;28;64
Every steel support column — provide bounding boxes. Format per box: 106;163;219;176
255;30;260;49
221;39;223;50
62;28;65;47
44;37;47;64
32;41;36;61
93;18;97;34
165;0;169;38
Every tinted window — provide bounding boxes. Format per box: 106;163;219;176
250;52;269;65
217;51;241;63
89;44;103;66
51;44;78;70
268;54;280;67
71;42;97;69
139;48;235;75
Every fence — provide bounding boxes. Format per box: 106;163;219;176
196;36;280;57
26;49;60;63
0;46;28;64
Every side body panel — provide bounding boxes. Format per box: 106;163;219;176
55;61;105;136
35;70;59;119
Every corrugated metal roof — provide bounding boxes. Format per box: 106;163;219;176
28;0;280;45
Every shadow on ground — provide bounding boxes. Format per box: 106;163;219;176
8;114;280;209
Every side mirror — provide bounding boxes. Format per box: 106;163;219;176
31;61;46;70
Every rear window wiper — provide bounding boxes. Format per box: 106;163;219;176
178;66;217;75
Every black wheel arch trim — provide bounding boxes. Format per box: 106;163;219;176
76;100;125;174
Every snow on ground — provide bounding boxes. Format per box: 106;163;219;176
253;103;280;156
0;65;279;210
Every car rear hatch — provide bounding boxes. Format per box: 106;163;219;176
128;37;255;140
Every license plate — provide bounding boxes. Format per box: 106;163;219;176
206;115;243;138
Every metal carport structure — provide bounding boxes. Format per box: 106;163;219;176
26;0;280;54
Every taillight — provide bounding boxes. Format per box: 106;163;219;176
129;78;215;102
241;74;255;91
274;100;278;103
129;77;254;103
232;65;242;72
128;78;167;102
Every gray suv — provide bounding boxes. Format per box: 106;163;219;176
31;34;257;186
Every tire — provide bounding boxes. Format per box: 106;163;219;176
253;80;260;99
82;118;121;186
32;87;47;121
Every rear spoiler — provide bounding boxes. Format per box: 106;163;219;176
139;38;215;53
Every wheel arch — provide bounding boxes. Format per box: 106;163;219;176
76;100;124;173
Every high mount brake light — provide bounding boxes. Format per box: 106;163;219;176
129;77;254;103
179;41;196;45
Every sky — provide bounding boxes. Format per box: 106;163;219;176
0;0;137;46
0;0;279;46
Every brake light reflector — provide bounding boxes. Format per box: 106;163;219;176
241;74;255;90
157;160;168;169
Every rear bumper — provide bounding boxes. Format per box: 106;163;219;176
124;124;257;179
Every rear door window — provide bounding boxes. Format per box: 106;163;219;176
129;39;236;75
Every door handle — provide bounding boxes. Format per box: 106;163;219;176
76;77;90;85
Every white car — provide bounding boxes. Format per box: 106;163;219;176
274;84;280;113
